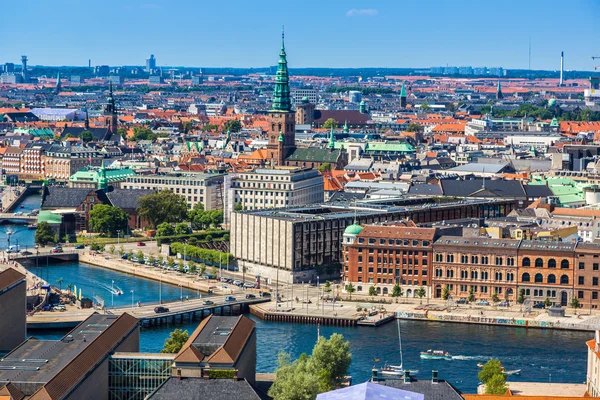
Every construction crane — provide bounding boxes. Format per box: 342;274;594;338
593;56;600;70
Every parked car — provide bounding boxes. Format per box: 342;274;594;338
20;250;32;256
51;246;63;253
243;283;255;289
259;291;271;298
53;305;67;312
154;306;169;313
136;242;146;246
121;254;129;260
203;300;214;305
456;298;468;304
74;244;85;249
498;301;510;307
245;294;256;299
475;299;490;306
42;305;53;311
533;302;546;309
233;280;243;286
225;296;237;302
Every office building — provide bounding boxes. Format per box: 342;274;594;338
191;75;203;85
44;145;103;182
348;90;362;103
0;313;139;399
149;75;164;84
3;63;15;73
95;65;110;76
146;54;156;72
0;268;26;355
122;173;225;210
230;167;324;211
293;88;317;104
109;75;124;86
71;75;81;84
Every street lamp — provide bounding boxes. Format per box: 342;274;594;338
159;275;162;304
130;290;134;312
117;230;121;247
179;284;183;302
111;280;114;307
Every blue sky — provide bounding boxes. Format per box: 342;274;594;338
2;0;598;70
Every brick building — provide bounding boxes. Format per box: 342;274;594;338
574;243;600;310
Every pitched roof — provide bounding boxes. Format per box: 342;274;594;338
42;187;93;209
60;127;112;141
146;377;261;400
0;383;25;400
440;179;526;198
379;378;463;400
105;189;156;210
286;148;343;163
314;110;370;125
206;316;255;364
317;382;424;400
0;268;25;293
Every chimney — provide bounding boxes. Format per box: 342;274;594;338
559;52;564;86
432;370;439;384
177;369;182;380
371;368;379;382
404;370;411;384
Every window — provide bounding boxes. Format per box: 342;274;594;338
594;263;599;271
578;291;584;299
594;292;599;300
548;259;556;269
535;258;543;268
547;274;556;284
522;257;530;267
594;277;599;286
561;260;569;269
580;262;586;270
579;276;585;285
358;256;363;263
522;273;530;282
560;275;569;285
534;273;543;283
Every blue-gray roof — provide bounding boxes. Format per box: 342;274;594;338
317;382;424;400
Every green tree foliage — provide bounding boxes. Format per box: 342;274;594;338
80;130;93;143
268;334;352;400
420;102;431;111
491;293;500;303
223;119;242;132
392;283;403;298
345;283;355;299
442;285;450;300
35;221;56;246
201;123;219;132
322;118;338;129
368;286;377;297
317;163;332;173
416;287;426;303
119;245;125;256
571;297;581;309
109;245;115;255
88;204;129;237
234;202;243;211
478;359;504;384
117;127;128;137
406;122;423;132
170;242;233;265
468;288;476;302
174;223;191;235
486;373;508;395
137;190;189;228
156;222;175;237
161;329;189;353
517;289;526;304
188;203;223;230
544;298;552;307
132;126;158;141
182;121;193;133
167;257;175;269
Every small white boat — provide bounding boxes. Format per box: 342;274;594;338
503;369;521;376
420;350;453;360
378;320;419;376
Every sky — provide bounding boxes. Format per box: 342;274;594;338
1;0;599;70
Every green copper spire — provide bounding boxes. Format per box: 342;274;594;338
271;26;292;112
359;100;366;114
278;131;284;142
400;82;407;97
98;159;108;191
343;120;349;134
496;80;503;99
327;126;335;149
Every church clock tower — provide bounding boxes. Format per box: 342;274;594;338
267;27;296;166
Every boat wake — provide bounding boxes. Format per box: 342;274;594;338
452;355;493;361
96;281;123;295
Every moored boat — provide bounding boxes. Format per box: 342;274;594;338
420;350;452;360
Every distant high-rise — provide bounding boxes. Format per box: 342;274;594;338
3;63;14;73
146;54;156;72
55;72;61;94
21;55;28;82
559;51;564;86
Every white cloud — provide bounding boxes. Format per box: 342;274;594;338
346;8;378;17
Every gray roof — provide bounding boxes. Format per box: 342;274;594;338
448;163;508;174
440;179;526;198
317;382;424;400
146;377;261;400
286;148;343;163
106;189;155;210
42;187;93;209
408;184;443;196
379;378;463;400
524;184;553;198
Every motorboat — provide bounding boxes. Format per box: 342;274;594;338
27;224;37;229
503;369;521;376
420;350;452;360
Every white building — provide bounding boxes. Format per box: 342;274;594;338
30;108;86;122
230;167;324;211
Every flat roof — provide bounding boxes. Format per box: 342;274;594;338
506;382;587;397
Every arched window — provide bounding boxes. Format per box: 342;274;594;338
522;258;530;267
535;273;543;283
357;286;363;292
561;260;569;269
535;258;543;268
548;274;556;284
560;275;569;285
376;287;381;294
383;287;389;295
548;259;556;269
522;273;530;282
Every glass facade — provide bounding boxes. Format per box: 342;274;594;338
109;355;173;400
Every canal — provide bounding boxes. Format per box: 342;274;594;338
10;194;592;393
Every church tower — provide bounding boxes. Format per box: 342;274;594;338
267;27;296;165
104;82;119;134
496;80;504;100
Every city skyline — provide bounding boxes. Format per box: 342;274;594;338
2;0;599;71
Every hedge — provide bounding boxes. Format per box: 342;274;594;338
156;230;228;246
207;369;236;379
171;242;233;265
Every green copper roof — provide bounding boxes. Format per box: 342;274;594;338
365;142;415;153
548;97;557;107
326;127;335;149
400;82;407;97
344;224;363;235
70;167;135;185
343;120;349;134
37;210;62;225
550;117;559;127
271;27;292;112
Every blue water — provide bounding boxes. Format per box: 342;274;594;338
0;193;42;251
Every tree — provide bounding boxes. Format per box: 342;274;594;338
406;122;423;133
167;257;175;269
156;222;175;237
392;283;403;299
345;283;355;300
491;292;500;303
234;201;243;211
182;121;193;134
368;286;377;297
571;297;581;309
442;285;451;300
132;126;158;142
485;373;508;395
310;333;352;389
80;130;93;143
317;163;332;173
127;249;134;261
35;222;56;246
188;203;223;230
200;264;207;276
223;119;242;133
544;297;552;307
136;250;144;261
189;261;197;274
161;328;189;353
416;287;426;304
138;190;189;228
211;265;218;277
178;259;185;273
322;118;338;129
157;254;164;265
468;288;476;303
517;288;526;304
57;277;63;291
119;245;125;257
323;281;332;295
148;254;156;265
89;204;129;237
109;245;115;255
420;102;431;111
175;222;191;235
478;359;504;385
117;127;128;137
